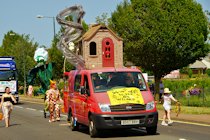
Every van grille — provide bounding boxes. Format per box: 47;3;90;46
110;104;145;112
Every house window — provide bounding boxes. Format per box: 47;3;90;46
89;42;97;55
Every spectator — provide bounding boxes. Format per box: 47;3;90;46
161;88;178;126
159;80;164;102
27;85;34;97
149;83;155;95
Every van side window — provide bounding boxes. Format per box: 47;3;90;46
74;75;81;92
84;75;90;95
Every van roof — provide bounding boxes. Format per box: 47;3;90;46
70;67;141;74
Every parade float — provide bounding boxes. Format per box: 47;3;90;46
55;5;158;137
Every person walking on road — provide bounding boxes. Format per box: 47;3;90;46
161;88;178;126
46;80;61;122
0;87;17;127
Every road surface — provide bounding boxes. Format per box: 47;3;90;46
0;100;209;140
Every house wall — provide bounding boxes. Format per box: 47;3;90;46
82;29;123;69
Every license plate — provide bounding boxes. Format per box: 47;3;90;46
121;119;140;125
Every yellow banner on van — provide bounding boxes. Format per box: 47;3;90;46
107;87;144;105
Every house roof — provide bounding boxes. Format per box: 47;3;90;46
189;59;210;69
82;24;123;41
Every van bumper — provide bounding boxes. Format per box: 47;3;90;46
91;111;158;129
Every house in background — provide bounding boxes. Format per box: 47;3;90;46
189;54;210;74
164;70;180;79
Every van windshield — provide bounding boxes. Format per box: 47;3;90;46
91;72;147;93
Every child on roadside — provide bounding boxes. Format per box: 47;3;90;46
161;88;178;126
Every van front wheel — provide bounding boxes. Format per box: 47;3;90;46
89;115;99;137
69;111;79;131
146;125;157;135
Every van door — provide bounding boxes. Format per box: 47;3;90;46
79;74;90;125
72;74;82;121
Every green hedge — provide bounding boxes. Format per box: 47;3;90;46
163;78;210;107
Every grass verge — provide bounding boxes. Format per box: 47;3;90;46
156;103;210;115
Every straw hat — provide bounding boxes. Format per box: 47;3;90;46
50;80;56;88
164;88;171;94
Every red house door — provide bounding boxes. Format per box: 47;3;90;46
102;37;114;67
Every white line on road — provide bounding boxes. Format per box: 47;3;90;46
26;108;37;111
159;119;210;127
61;114;67;118
59;123;70;126
15;106;23;109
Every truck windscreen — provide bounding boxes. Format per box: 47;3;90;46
0;70;17;80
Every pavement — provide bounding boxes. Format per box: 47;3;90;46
158;109;210;126
19;95;210;126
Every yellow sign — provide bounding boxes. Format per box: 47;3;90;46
107;87;144;105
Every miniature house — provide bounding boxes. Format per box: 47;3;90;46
81;24;123;69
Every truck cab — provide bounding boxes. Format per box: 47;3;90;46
0;57;19;103
64;67;158;137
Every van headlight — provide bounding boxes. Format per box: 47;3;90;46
146;101;155;110
98;104;111;112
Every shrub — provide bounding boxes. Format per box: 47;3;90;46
163;78;210;107
188;69;193;78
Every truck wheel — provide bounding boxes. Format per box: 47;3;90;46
69;111;79;131
89;115;99;137
146;125;157;135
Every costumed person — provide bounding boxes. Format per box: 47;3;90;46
46;80;61;122
0;87;17;127
161;88;178;126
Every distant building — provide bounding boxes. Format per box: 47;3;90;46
189;54;210;74
164;70;180;79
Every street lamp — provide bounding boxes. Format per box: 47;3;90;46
36;15;56;39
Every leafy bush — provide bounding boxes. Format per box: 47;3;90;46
163;78;210;107
188;69;193;78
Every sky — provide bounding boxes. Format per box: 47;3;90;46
0;0;209;48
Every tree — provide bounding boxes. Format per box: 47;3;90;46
48;33;65;80
110;0;209;100
0;31;38;94
95;13;112;26
48;31;74;80
0;31;22;56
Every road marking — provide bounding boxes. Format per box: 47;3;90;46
179;138;187;140
15;106;23;109
19;100;210;127
20;100;44;105
59;123;70;126
159;119;210;127
61;114;67;118
26;108;37;111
